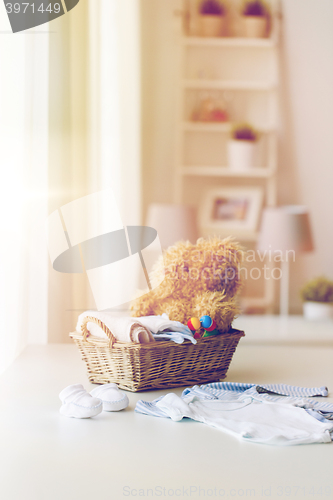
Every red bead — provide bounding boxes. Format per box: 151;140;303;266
206;319;217;332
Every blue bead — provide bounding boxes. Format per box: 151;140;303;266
200;315;212;329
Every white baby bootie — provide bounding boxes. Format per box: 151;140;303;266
90;383;129;412
59;384;103;419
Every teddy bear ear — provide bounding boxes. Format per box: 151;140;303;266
196;236;243;264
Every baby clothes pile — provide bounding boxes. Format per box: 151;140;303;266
76;311;195;345
135;382;333;446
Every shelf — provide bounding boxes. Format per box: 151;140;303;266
201;228;259;241
181;166;276;178
184;122;231;132
183;79;277;90
183;122;274;133
178;1;280;311
240;297;272;308
183;36;277;48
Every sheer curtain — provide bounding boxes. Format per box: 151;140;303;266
0;0;142;360
0;14;49;373
88;0;141;224
86;0;142;311
47;0;142;341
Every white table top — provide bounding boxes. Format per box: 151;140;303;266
0;341;333;500
233;315;333;345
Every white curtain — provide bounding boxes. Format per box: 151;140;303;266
87;0;142;309
0;15;49;372
0;0;142;362
88;0;141;223
47;0;142;339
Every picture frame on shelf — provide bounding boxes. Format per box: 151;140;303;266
200;186;263;237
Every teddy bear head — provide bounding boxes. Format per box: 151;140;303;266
150;236;243;300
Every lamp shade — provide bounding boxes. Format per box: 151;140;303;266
146;203;197;248
258;206;314;253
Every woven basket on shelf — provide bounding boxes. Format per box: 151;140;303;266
70;316;245;392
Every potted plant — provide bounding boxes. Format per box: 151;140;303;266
227;123;258;170
241;0;268;38
199;0;226;37
300;276;333;320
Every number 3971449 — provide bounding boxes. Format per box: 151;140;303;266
5;3;62;14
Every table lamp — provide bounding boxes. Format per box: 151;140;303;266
146;203;198;248
257;206;314;315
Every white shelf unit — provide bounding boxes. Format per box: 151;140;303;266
183;36;277;48
174;0;281;312
182;166;275;178
183;79;277;90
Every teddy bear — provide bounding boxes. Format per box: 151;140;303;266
131;236;243;333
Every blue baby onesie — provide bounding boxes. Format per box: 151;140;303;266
135;383;333;445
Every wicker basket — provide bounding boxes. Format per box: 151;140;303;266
70;316;245;392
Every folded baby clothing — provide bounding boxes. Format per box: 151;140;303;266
76;311;154;343
76;311;195;344
59;384;103;419
139;314;194;339
145;314;196;344
151;331;196;344
90;383;129;412
135;382;333;446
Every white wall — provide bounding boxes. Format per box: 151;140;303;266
279;0;333;311
141;0;333;313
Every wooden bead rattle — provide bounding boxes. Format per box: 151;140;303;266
187;317;202;339
200;315;219;337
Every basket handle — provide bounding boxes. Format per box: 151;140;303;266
81;316;117;349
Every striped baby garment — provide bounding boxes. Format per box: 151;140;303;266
135;382;333;446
